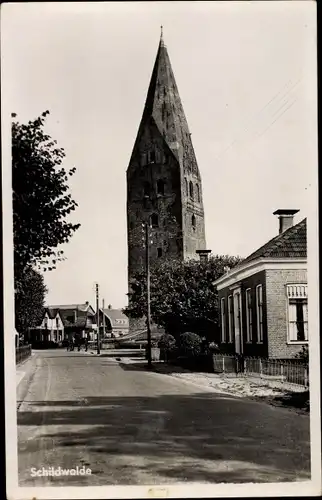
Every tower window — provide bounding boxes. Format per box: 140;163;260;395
157;179;165;195
192;214;196;229
189;181;194;200
148;151;156;164
150;213;159;228
196;183;200;202
185;178;188;196
157;248;163;258
143;181;150;197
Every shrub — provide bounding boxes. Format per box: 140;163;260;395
158;333;176;350
179;332;202;357
295;345;309;363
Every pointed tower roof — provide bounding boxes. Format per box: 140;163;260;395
130;31;200;177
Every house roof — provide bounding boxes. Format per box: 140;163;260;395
48;303;92;312
103;308;129;328
45;307;61;319
213;218;307;288
241;218;307;264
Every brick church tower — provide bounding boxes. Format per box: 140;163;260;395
126;31;206;330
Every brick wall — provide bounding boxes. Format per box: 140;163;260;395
218;270;269;358
266;268;307;358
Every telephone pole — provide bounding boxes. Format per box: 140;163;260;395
144;222;152;368
102;298;105;337
96;283;100;355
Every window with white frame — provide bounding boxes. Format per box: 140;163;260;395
220;298;226;342
228;295;233;343
287;284;308;342
256;285;263;342
245;288;253;342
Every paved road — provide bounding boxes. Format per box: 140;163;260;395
17;350;310;486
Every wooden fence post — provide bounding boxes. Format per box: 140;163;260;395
304;366;308;388
259;358;262;377
222;356;225;373
280;363;284;381
244;358;247;374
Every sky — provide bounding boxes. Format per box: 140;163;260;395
2;1;317;310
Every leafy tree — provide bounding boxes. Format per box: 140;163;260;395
15;266;47;337
12;111;80;272
123;254;243;342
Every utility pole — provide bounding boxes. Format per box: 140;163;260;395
144;222;152;368
102;298;105;338
96;283;100;355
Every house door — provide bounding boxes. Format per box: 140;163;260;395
233;289;243;354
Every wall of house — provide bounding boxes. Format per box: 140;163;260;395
218;270;269;358
266;268;307;358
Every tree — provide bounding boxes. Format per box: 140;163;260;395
15;266;47;337
12;111;80;273
123;254;243;342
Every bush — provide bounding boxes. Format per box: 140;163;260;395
179;332;202;357
295;345;309;363
158;333;176;350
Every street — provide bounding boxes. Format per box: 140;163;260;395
17;350;310;486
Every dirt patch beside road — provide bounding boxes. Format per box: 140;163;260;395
118;358;309;414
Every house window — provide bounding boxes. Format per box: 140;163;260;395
221;298;226;342
196;184;200;202
228;295;233;342
157;248;163;257
157;179;165;195
56;317;59;328
256;285;263;342
245;288;253;342
287;285;308;342
189;181;194;200
192;214;196;229
150;213;159;228
143;181;150;197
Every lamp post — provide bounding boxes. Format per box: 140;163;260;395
143;222;152;368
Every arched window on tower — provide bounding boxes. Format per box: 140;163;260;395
196;184;200;203
150;213;159;228
147;151;156;164
189;181;194;200
185;178;188;196
192;214;196;229
143;181;150;197
157;179;165;195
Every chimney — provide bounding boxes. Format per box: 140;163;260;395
196;249;211;263
273;209;299;234
108;304;112;310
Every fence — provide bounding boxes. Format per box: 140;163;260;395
16;345;32;365
213;354;309;388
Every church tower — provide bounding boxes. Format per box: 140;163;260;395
127;31;206;303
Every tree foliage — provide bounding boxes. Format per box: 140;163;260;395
123;254;243;341
12;111;80;272
15;266;47;336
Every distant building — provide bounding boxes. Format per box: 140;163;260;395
31;302;96;345
99;305;129;338
213;210;308;359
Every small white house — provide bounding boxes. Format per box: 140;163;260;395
36;308;65;343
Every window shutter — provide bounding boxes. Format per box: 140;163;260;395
303;302;309;340
288;302;297;341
